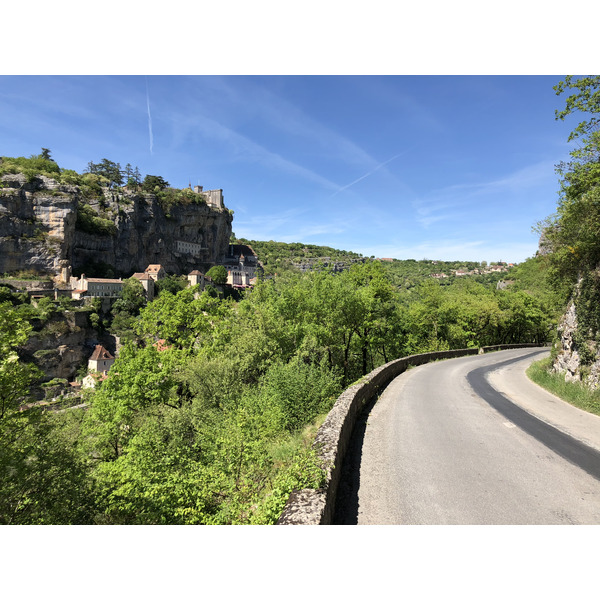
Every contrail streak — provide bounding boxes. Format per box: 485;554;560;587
146;77;154;155
330;153;403;198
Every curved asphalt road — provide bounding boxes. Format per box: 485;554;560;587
334;347;600;524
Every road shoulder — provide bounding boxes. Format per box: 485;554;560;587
487;350;600;452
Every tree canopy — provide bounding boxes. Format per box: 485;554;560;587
541;76;600;329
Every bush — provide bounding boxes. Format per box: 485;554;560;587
0;155;61;180
206;265;227;285
260;358;342;432
75;204;117;236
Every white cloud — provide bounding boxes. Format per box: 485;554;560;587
166;110;341;192
329;153;405;198
412;159;558;229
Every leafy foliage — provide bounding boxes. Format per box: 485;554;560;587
0;152;61;183
75;203;117;236
85;158;124;188
236;238;363;275
206;265;227;285
141;174;169;192
540;77;600;338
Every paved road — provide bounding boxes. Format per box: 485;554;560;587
334;348;600;524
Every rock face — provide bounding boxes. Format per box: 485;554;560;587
20;309;100;400
0;174;77;276
553;301;582;382
553;284;600;390
0;174;233;279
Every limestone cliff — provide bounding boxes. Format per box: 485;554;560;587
0;173;233;280
20;309;99;400
553;274;600;390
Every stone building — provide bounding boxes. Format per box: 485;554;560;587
132;272;155;301
222;244;260;289
82;371;108;390
70;274;123;299
188;270;206;289
144;264;167;281
88;344;115;373
192;185;224;209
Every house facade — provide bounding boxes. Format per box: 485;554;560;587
222;244;260;289
132;272;155;301
88;344;115;373
187;270;205;289
145;264;167;281
192;185;225;209
71;274;123;299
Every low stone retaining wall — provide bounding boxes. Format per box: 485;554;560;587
276;343;542;525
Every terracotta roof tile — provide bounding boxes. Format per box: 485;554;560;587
90;345;114;361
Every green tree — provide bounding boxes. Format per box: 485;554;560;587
541;76;600;335
206;265;228;285
110;277;147;343
0;304;96;524
83;344;188;461
134;286;225;350
0;303;39;421
154;274;188;297
547;76;600;279
141;174;169;192
112;277;146;315
85;158;123;188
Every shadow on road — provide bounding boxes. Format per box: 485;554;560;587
332;393;381;525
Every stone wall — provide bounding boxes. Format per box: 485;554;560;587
277;343;542;525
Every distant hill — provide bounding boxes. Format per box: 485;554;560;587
377;258;514;290
234;239;365;275
236;238;514;289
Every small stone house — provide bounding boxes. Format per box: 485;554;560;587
82;371;108;390
88;344;115;373
144;264;167;281
188;270;205;289
132;272;155;301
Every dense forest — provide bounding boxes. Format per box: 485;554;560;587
1;76;598;524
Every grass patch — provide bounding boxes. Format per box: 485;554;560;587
526;357;600;417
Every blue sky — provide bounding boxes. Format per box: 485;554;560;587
1;75;575;263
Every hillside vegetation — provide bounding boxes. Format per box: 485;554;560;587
534;76;600;389
0;250;556;523
235;238;364;275
0;152;212;212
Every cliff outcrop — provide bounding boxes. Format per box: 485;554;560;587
553;274;600;391
0;173;233;280
20;308;102;400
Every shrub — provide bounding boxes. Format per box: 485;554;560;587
260;358;342;432
206;265;227;285
75;204;117;236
